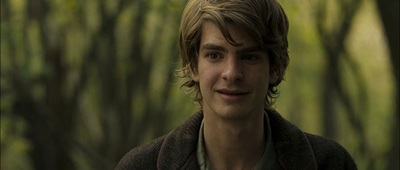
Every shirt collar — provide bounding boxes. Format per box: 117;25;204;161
196;111;280;170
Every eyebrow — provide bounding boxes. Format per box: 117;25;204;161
200;43;262;54
200;43;227;53
237;45;263;54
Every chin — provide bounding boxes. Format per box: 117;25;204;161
215;107;253;120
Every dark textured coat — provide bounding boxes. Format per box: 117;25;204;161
115;110;357;170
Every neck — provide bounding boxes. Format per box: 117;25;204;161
203;111;266;170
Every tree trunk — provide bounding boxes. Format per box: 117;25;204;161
376;0;399;169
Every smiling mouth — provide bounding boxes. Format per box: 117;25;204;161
217;90;247;95
216;89;249;99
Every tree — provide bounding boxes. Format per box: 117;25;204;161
1;0;188;169
376;0;399;169
314;0;375;168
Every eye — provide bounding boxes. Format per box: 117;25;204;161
206;53;222;60
241;55;259;61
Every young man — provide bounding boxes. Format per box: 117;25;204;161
116;0;357;169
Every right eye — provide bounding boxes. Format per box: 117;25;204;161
206;53;222;60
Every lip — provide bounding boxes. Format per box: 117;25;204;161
216;89;249;101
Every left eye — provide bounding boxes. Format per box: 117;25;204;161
241;55;258;61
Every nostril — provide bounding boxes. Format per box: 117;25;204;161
222;70;243;82
221;59;244;82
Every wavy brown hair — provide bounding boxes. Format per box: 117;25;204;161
178;0;289;108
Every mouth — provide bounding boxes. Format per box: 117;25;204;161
216;89;249;100
217;89;248;95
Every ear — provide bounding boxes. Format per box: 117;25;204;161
269;71;278;85
191;72;199;82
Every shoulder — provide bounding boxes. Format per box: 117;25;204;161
304;133;358;169
114;135;167;170
114;112;204;170
266;109;357;169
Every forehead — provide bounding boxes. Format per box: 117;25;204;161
200;21;258;48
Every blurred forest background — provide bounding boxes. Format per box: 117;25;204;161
1;0;398;169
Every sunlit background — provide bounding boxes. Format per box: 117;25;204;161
1;0;398;169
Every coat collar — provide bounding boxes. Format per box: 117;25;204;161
157;112;202;169
158;110;317;169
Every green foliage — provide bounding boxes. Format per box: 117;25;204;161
0;0;397;169
1;115;33;170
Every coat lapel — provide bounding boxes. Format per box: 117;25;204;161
268;110;318;170
157;112;203;170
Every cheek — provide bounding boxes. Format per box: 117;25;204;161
250;69;270;90
197;67;220;88
198;68;213;83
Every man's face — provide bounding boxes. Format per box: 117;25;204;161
192;21;273;120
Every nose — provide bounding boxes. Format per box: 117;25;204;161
221;56;243;82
